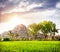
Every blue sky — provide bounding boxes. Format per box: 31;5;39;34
0;0;60;33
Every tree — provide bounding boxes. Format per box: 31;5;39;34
8;31;20;40
28;21;57;40
28;23;40;39
38;21;57;39
14;33;19;40
51;24;58;35
51;23;58;40
8;31;13;40
8;31;15;40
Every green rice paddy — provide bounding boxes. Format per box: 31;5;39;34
0;41;60;52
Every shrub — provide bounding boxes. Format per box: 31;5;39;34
21;37;29;41
0;38;1;41
3;38;10;41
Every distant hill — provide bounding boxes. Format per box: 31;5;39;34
0;24;34;40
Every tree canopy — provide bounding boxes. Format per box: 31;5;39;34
28;21;57;39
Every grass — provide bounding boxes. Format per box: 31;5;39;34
0;41;60;52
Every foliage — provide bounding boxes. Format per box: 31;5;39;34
8;31;19;40
21;37;29;41
28;21;57;40
0;38;1;41
7;31;14;40
28;23;40;39
38;21;57;39
3;38;10;41
28;23;38;34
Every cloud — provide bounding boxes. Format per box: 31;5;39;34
0;0;60;14
0;3;6;7
0;0;43;13
0;0;8;3
43;0;59;8
26;3;43;11
56;2;60;8
22;10;56;19
0;0;21;13
0;0;60;15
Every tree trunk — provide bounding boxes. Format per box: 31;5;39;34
44;33;47;40
52;32;55;40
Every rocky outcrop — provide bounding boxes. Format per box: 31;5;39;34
11;24;29;40
0;24;34;40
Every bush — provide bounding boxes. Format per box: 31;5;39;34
0;38;1;41
21;37;29;41
3;38;10;41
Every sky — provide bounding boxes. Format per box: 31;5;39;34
0;0;60;34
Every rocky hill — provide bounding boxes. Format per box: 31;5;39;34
0;24;34;40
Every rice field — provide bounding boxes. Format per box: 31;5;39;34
0;41;60;52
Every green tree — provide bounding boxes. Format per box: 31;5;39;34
38;21;49;39
28;21;57;40
51;23;58;40
38;21;57;39
51;23;57;35
28;23;40;39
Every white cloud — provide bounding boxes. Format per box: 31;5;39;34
4;1;29;13
26;3;43;11
10;7;26;12
19;1;29;8
21;10;56;24
7;2;43;13
23;10;56;18
56;2;60;8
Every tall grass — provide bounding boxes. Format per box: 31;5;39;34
0;41;60;52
